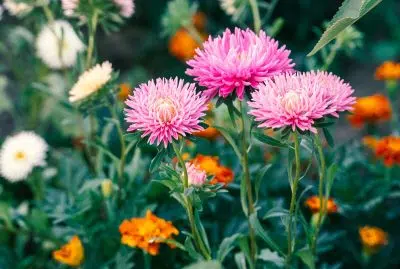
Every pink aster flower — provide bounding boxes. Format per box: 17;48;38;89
125;78;208;147
248;71;356;133
61;0;79;16
186;163;207;186
113;0;135;18
186;28;294;100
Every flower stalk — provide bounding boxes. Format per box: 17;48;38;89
311;133;326;255
239;102;257;267
248;0;261;33
172;142;211;260
285;131;301;269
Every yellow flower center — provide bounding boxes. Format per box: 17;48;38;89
155;98;177;123
15;151;26;161
281;90;301;112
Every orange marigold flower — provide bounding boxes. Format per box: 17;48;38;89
193;119;220;140
119;210;179;256
363;136;379;150
118;83;131;101
53;236;84;267
169;29;207;61
359;226;388;254
348;94;392;127
191;155;234;185
375;61;400;80
192;12;207;30
304;196;338;214
375;136;400;167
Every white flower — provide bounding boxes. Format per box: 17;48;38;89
219;0;238;15
36;20;85;70
69;61;113;103
3;0;33;17
0;132;48;182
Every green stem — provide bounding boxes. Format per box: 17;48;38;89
42;5;54;23
285;132;301;269
86;10;99;69
107;102;127;204
184;24;204;46
172;142;211;260
321;41;340;70
311;134;326;256
248;0;262;33
239;102;257;268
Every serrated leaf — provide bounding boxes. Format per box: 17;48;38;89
308;0;382;56
217;233;241;262
296;247;315;269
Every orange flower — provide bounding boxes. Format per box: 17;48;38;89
118;83;131;101
348;94;392;127
375;61;400;80
363;136;379;150
192;12;207;30
191;155;234;185
359;226;388;254
193;119;220;140
169;29;207;61
375;136;400;167
119;210;179;256
53;236;84;267
304;196;338;214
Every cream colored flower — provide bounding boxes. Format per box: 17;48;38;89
3;0;33;17
36;20;85;70
219;0;238;15
0;132;48;182
69;61;113;103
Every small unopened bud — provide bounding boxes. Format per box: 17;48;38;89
101;179;113;198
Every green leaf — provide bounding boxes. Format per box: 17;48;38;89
255;164;272;204
240;173;249;217
150;149;166;173
234;252;247;269
194;211;211;253
214;125;242;162
308;0;382;56
184;237;203;261
326;163;339;197
114;247;135;269
249;213;285;256
258;248;284;267
296;247;315;269
322;128;335;148
183;261;223;269
254;132;287;148
217;233;241;262
263;208;289;220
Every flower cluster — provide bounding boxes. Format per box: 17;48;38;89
36;20;85;70
348;94;392;128
61;0;135;18
374;136;400;167
304;196;338;214
186;162;207;186
359;226;388;254
375;61;400;80
186;28;294;100
119;210;179;255
69;61;113;103
0;132;48;182
3;0;33;17
125;78;208;147
191;155;234;185
53;236;84;266
248;71;355;133
169;13;207;61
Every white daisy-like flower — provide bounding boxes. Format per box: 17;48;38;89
0;132;48;182
219;0;238;15
36;20;85;70
69;61;113;103
3;0;33;17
